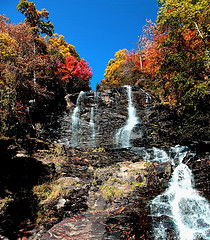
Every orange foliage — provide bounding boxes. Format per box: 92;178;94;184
141;21;168;79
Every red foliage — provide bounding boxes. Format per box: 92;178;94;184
14;101;27;121
56;55;92;92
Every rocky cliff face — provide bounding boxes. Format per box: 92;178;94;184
0;86;209;239
41;85;184;151
44;86;157;149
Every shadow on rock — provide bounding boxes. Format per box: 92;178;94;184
0;140;53;239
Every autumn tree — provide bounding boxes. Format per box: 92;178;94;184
139;20;167;81
157;0;209;50
0;31;18;133
47;33;80;61
0;1;92;137
100;49;142;89
132;0;209;111
101;49;128;89
17;0;54;103
56;55;92;94
17;0;54;36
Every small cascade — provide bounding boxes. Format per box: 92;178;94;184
145;92;151;104
70;91;85;147
89;106;96;147
132;146;169;163
150;146;210;240
140;88;152;107
151;147;169;162
88;91;99;147
115;85;139;148
169;145;189;166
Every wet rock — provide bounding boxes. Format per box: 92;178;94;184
43;86;152;149
38;158;171;239
187;153;210;200
56;198;66;210
0;85;209;239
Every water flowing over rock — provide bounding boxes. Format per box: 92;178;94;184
44;86;150;148
70;91;85;147
150;146;210;240
34;143;208;240
2;86;208;239
115;85;140;148
34;86;209;240
89;105;96;147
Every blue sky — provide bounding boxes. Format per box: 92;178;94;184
1;0;158;90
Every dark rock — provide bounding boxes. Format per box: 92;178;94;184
187;153;210;200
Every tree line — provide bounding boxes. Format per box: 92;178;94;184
0;0;92;136
99;0;209;114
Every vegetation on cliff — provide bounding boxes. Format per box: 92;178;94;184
98;0;209;142
0;0;92;137
100;0;209;110
0;1;209;238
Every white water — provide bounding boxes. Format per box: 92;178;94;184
115;85;139;147
151;147;169;162
140;88;152;106
89;106;96;147
138;145;188;166
88;91;99;147
150;146;210;240
70;91;85;147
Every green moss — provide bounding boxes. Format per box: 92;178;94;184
92;179;97;186
34;143;67;168
131;177;147;191
163;164;171;178
33;177;79;227
0;196;13;211
107;177;125;184
33;181;61;203
100;185;125;200
151;131;158;135
143;162;153;167
91;147;105;153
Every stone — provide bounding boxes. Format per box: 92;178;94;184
56;198;66;210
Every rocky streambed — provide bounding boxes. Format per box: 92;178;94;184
34;147;172;240
0;86;209;239
0;138;209;239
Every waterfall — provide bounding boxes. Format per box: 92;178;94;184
89;106;96;147
115;85;139;147
150;146;210;240
70;91;85;147
151;147;169;162
140;88;152;106
88;91;99;147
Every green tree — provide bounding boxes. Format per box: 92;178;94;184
157;0;209;49
17;0;54;36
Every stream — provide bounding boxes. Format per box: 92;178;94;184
38;86;209;239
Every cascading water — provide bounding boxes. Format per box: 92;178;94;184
70;91;85;147
150;145;210;240
88;91;99;147
140;88;152;107
115;85;139;148
89;106;96;147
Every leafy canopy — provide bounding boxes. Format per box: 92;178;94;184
17;0;54;36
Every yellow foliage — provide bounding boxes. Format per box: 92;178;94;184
0;32;18;60
102;49;128;88
47;33;79;59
